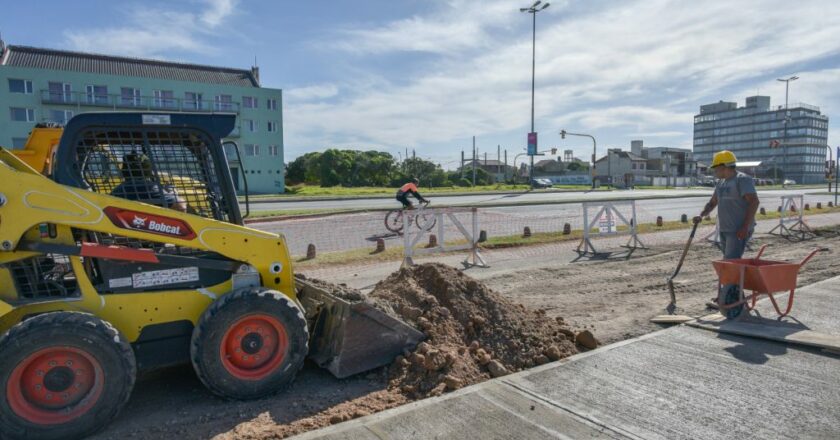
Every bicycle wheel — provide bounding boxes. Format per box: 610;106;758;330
384;209;404;234
415;212;437;231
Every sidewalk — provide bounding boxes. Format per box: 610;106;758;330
291;276;840;440
298;211;840;292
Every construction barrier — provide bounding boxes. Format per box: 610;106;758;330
769;195;814;240
402;207;487;268
577;200;646;256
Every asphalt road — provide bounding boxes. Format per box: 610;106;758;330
245;187;830;212
251;189;837;256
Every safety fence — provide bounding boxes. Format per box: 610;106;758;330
254;193;835;261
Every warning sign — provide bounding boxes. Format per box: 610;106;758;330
132;267;199;288
598;213;616;234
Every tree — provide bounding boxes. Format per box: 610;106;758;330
285;152;322;185
567;161;589;171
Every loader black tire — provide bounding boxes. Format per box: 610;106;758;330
190;287;308;400
0;312;136;440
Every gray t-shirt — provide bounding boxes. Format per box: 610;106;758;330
715;172;757;233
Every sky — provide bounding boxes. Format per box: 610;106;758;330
2;0;840;168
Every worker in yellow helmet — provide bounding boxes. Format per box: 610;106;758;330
694;150;760;318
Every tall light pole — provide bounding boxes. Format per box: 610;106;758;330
521;1;549;185
777;75;798;183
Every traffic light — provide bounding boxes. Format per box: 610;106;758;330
560;130;566;139
551;148;557;155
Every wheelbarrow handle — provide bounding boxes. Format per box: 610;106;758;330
754;244;768;260
799;248;827;268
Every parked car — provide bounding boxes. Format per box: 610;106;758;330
783;179;797;186
530;178;553;189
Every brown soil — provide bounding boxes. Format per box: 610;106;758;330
370;264;581;398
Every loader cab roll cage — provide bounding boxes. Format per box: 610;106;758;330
52;112;243;225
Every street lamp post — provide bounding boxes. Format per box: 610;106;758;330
560;130;597;189
777;75;799;184
521;1;549;186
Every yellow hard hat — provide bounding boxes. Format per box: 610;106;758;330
711;150;737;168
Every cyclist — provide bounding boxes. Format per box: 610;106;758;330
396;177;428;209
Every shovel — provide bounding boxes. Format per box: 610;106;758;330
663;220;700;315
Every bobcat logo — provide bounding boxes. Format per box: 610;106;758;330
132;216;147;228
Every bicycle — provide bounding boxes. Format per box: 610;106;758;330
384;201;437;235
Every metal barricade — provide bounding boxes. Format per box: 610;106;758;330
577;200;646;256
402;207;487;268
769;194;813;240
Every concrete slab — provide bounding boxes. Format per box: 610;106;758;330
291;277;840;440
687;276;840;351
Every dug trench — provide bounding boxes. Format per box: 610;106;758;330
90;226;840;440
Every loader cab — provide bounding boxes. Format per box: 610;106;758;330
53;112;242;225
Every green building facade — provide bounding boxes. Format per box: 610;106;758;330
0;41;284;193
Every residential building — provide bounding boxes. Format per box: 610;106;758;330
0;40;285;193
631;140;698;183
693;95;829;184
594;149;647;187
461;159;514;182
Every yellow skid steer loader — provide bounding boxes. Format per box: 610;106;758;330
0;113;422;440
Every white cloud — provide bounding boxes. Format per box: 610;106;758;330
285;0;840;159
286;84;340;101
64;0;240;58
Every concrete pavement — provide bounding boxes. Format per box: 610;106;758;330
291;276;840;440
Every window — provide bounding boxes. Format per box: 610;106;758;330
242;96;258;108
48;82;72;103
267;98;278;110
8;79;33;94
153;90;175;109
120;87;141;106
267;145;280;156
48;109;73;124
185;92;203;110
85;85;108;105
267;121;278;132
12;137;28;148
244;144;260;156
10;107;35;122
244;119;257;132
215;94;233;111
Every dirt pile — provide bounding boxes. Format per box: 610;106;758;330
368;263;590;399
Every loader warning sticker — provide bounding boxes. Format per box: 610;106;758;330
104;207;196;240
108;277;133;289
132;267;199;288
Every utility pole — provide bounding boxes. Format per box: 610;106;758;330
472;136;477;187
497;144;501;182
504;149;508;182
777;75;799;184
461;150;465;179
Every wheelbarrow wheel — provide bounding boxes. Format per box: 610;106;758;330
720;285;745;320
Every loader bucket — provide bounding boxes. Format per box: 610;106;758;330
297;279;425;379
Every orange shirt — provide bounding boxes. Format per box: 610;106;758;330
399;182;418;193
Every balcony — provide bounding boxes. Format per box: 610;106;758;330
40;90;240;113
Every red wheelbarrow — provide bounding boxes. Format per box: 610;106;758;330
712;245;824;319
